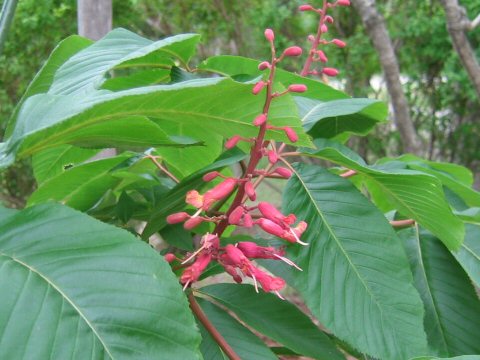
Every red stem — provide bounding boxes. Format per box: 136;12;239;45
390;219;415;227
301;0;328;77
188;293;241;360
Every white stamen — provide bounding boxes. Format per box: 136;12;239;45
251;272;259;293
192;208;203;218
290;228;308;246
274;291;285;300
273;253;303;271
181;244;205;264
183;281;190;291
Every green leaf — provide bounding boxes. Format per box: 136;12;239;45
196;319;228;360
4;35;93;138
283;163;429;360
102;68;171;91
451;224;480;287
199;284;344;360
48;29;200;95
399;227;480;357
301;139;464;250
32;145;100;185
195;297;277;360
297;96;387;139
142;148;247;238
27;153;134;211
1;77;308;169
0;203;201;359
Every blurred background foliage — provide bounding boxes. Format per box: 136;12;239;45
1;0;480;207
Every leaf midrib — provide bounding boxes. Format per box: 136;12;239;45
0;252;114;359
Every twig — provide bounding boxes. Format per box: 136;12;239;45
340;169;357;178
188;293;241;360
145;155;179;183
390;219;415;227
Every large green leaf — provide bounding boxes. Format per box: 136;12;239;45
296;96;387;139
48;29;200;95
400;227;480;356
4;35;93;138
142;148;247;238
195;297;277;360
0;203;201;359
283;163;429;360
199;284;344;360
1;77;308;170
451;224;480;286
301;139;464;250
28;153;134;210
32;145;100;185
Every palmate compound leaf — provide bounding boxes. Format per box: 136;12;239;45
0;77;309;170
283;163;429;360
399;227;480;357
198;283;344;360
0;203;202;359
301;139;464;250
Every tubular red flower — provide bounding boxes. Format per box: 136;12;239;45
180;253;212;286
249;266;286;292
236;242;283;259
284;127;299;142
299;4;315;11
184;216;204;230
323;67;339;77
337;0;351;6
331;38;346;48
203;171;220;182
253;113;267;126
283;46;303;57
267;150;278;164
258;61;271;70
252;81;266;95
166;212;190;224
186;190;204;208
288;84;307;93
225;135;242;149
317;50;328;63
264;28;275;42
257;218;285;237
228;206;244;225
203;178;237;210
274;167;292;179
243;213;253;228
245;181;256;201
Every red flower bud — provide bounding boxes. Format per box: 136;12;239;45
180;253;212;285
321;24;328;33
245;181;256;201
225;135;241;149
299;4;315;11
274;167;292;179
317;50;328;63
250;267;286;292
164;253;177;263
283;46;303;57
325;15;334;23
228;206;244;225
224;244;248;266
307;34;315;42
288;84;307;93
284;127;299;142
223;264;243;283
264;28;275;42
323;67;339;77
267;150;278;164
167;212;190;224
332;39;346;48
203;171;220;182
253;113;267;126
243;213;253;228
184;216;204;230
252;81;266;95
337;0;350;6
203;178;237;210
258;61;270;70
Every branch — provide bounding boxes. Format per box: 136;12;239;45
188;293;241;360
145;155;179;183
389;219;415;227
469;13;480;29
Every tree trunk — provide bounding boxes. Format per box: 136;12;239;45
440;0;480;99
351;0;423;155
77;0;112;41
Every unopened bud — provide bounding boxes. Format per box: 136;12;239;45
243;213;253;227
323;67;339;77
225;135;241;149
164;253;177;263
325;15;334;23
332;39;346;48
253;113;267;126
258;61;270;70
283;46;303;57
264;28;275;42
184;217;204;230
337;0;350;6
245;181;256;201
258;202;284;222
317;50;328;63
274;167;293;179
284;127;299;142
252;81;266;95
321;24;328;33
167;212;190;224
307;34;315;42
229;206;244;225
203;171;220;182
203;178;237;210
267;150;278;164
299;4;314;11
288;84;307;93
